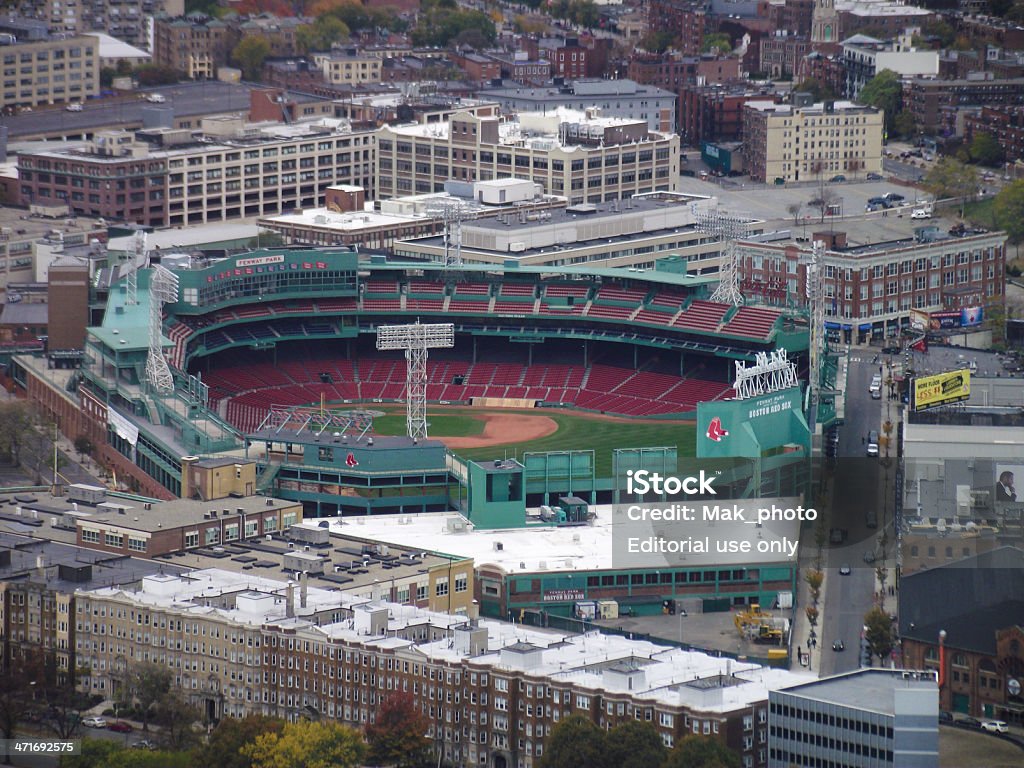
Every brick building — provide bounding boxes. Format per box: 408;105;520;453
758;32;811;78
73;567;813;766
152;14;231;79
647;0;708;55
679;82;779;147
10;0;182;48
964;105;1024;162
904;76;1024;135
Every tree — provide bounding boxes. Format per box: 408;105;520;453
786;202;802;226
242;720;366;768
864;605;894;663
970;131;1004;167
126;662;173;731
794;78;836;102
856;69;901;130
153;690;202;752
0;401;38;465
923;157;980;217
701;32;731;55
892;110;916;140
640;30;675;54
74;434;94;461
366;692;432;768
62;741;192;768
295;17;350;54
232;37;271;82
808;188;840;223
994;179;1024;255
134;64;183;87
604;720;666;768
662;734;740;768
540;714;608;768
193;715;287;768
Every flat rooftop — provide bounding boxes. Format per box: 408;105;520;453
303;506;801;575
776;669;937;715
468;195;710;233
0;205;106;243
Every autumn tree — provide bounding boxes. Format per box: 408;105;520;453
366;692;432;768
193;715;287;768
242;720;366;768
662;734;740;768
232;37;271;82
864;606;894;664
125;661;173;731
923;157;980;217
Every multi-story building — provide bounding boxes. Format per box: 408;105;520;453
742;99;883;183
475;79;676;133
75;567;813;766
483;52;552;85
0;19;99;110
151;13;231;79
376;109;680;204
538;36;590;80
900;547;1024;724
10;0;182;47
759;33;811;79
17;116;376;227
769;669;939;768
904;76;1024;135
835;0;932;43
679;82;780;147
315;49;383;86
736;224;1006;342
841;32;939;100
449;50;501;84
647;0;708;55
965;105;1024;163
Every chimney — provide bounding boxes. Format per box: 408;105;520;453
300;571;308;609
35;555;45;577
286;580;295;618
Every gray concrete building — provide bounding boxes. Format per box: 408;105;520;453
769;669;939;768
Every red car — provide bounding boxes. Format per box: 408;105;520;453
107;721;133;733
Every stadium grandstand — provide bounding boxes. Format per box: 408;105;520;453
15;247;809;507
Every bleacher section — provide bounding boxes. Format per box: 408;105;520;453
719;306;782;340
671;300;731;332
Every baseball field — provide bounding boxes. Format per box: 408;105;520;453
369;406;696;476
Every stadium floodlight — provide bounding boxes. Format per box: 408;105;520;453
124;230;147;307
693;207;749;306
376;322;455;440
145;265;179;396
801;239;827;428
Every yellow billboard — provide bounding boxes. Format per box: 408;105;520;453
913;369;971;411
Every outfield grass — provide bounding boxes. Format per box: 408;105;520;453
372;412;485;437
450;412;696;477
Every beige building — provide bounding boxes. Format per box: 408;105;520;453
376;109;681;204
742;100;883;183
315;49;382;86
0;33;99;110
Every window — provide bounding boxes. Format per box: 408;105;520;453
105;532;123;548
455;574;468;593
435;577;449;597
82;529;99;543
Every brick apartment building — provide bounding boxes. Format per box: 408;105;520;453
904;77;1024;135
10;0;181;48
647;0;707;55
376;110;680;203
679;82;779;147
72;567;809;767
628;53;742;133
965;105;1024;162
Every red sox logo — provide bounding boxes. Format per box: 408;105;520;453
706;416;729;442
345;452;359;467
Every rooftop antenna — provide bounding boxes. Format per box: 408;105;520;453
693;207;748;306
376;322;454;440
145;265;179;395
426;198;472;269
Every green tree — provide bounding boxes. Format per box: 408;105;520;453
892;110;916;139
857;69;901;130
61;741;192;768
73;434;93;461
794;78;836;102
193;715;287;768
864;606;894;663
242;720;366;768
604;720;666;768
153;689;202;752
641;30;675;54
366;692;432;768
295;17;350;54
923;157;980;217
125;662;173;732
134;64;183;86
540;714;608;768
969;131;1004;166
662;734;740;768
232;37;271;82
994;179;1024;254
701;32;731;54
0;400;39;465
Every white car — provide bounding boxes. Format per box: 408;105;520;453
82;716;107;728
980;720;1008;733
146;94;166;103
911;208;931;219
65;102;83;112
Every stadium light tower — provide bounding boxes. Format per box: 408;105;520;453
145;265;179;395
376;322;454;440
802;239;827;429
693;207;749;306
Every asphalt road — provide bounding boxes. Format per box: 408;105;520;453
6;82;302;139
817;354;889;676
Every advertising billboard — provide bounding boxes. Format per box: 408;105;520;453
912;369;971;411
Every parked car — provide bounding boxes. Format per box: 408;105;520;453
830;175;846;183
82;716;107;728
839;564;851;575
911;207;932;219
881;345;900;355
832;640;845;651
108;721;133;733
957;716;981;728
884;192;905;203
867;196;890;208
866;172;884;181
131;740;157;750
980;720;1008;733
939;711;954;723
65;102;83;112
866;430;879;457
